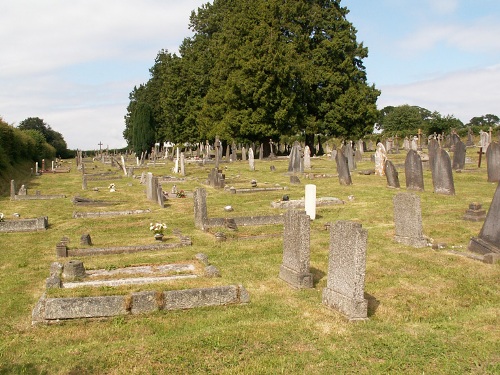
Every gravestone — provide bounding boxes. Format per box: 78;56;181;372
405;150;424;191
207;168;225;188
248;148;255;171
385;160;400;188
468;182;500;255
18;185;27;196
486;142;500;182
241;147;247;161
480;130;490;151
354;148;362;162
80;234;92;246
430;148;455;195
288;142;301;173
335;151;352;185
304;184;316;220
180;153;185;176
259;144;263;160
374;142;387;176
463;202;486;222
322;221;368;321
343;143;356;172
466;128;474;146
403;137;410;151
428;138;439;168
303;146;311;171
290;176;301;184
452;140;466;170
10;180;16;200
193;188;208;230
279;210;313;289
225;145;230;161
393;193;428;248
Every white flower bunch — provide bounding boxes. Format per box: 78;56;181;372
0;213;4;222
149;222;167;234
108;183;116;192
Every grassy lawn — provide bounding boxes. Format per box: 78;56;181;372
0;150;498;374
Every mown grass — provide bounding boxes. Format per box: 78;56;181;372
0;150;498;374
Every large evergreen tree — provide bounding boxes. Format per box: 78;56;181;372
125;0;379;149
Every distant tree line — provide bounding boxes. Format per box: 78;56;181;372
377;105;500;138
123;0;380;155
0;116;71;171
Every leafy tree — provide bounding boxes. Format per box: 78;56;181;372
18;117;69;157
126;0;379;151
467;114;500;128
425;112;464;135
379;105;423;136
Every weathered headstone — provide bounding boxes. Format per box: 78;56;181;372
463;202;486;222
486;142;500;182
343;143;356;172
405;150;424;191
10;180;16;200
241;147;247;161
288;142;301;173
452;139;466;170
430;148;455;195
80;233;92;246
193;188;208;230
468;182;500;255
279;210;313;289
259;143;263;160
18;184;27;196
248;148;255;171
374;142;387;176
335;151;352;185
322;221;368;321
303;146;311;171
385;160;400;188
393;193;428;248
180;153;186;176
290;175;301;184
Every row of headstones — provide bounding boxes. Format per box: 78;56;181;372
279;185;500;320
279;210;369;320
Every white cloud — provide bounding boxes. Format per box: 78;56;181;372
378;64;500;123
397;17;500;57
427;0;458;14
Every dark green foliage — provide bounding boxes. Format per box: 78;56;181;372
18;117;70;158
124;0;380;146
130;102;155;156
467;114;500;128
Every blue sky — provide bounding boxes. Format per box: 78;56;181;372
1;0;499;150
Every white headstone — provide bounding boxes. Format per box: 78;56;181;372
304;184;316;220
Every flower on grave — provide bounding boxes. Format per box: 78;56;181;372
108;183;116;192
176;190;186;198
0;213;4;222
149;222;167;235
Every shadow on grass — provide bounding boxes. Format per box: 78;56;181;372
365;292;380;317
310;266;326;287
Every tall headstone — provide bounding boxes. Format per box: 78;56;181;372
193;188;208;230
335;151;352;185
393;193;428;248
259;144;264;160
428;138;439;168
304;184;316;220
288;142;301;173
303;146;311;171
486;142;500;182
468;182;500;255
374;142;387;176
343;143;356;172
241;147;247;162
146;173;153;200
466;128;474;146
248;148;255;171
180;153;186;176
480;130;490;151
452;140;466;170
82;175;87;190
322;221;368;321
225;144;230;161
10;180;16;200
385;160;400;188
405;150;424;191
279;210;313;289
431;148;455;195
